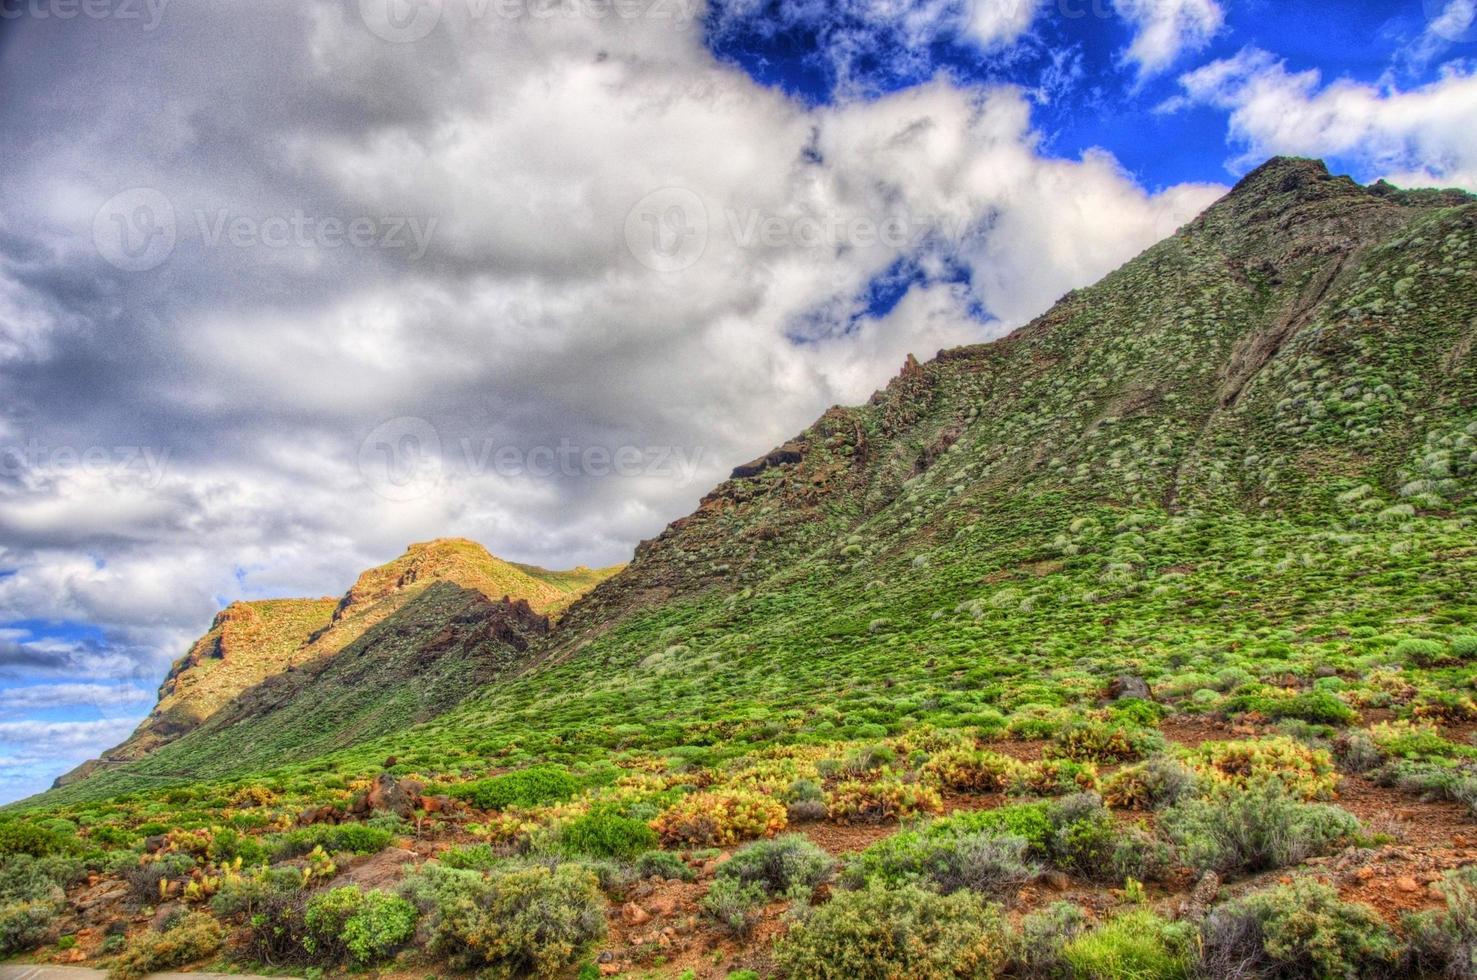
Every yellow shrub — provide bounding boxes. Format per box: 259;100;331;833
651;790;788;846
1184;738;1337;800
922;748;1022;793
826;779;944;825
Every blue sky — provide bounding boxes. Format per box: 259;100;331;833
1;0;1474;803
702;0;1472;189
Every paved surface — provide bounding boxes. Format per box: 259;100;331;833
1;967;290;980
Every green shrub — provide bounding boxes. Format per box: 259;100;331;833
1404;866;1477;976
270;822;394;859
1161;783;1360;873
1200;879;1398;979
0;821;69;859
450;766;581;811
0;899;58;955
561;807;658;860
0;853;86;904
440;842;503;871
1062;909;1194;979
107;912;224;980
304;886;417;965
1009;901;1090;976
1395;637;1449;667
635;850;695;882
717;834;834;897
701;876;767;937
844;830;1038;898
404;861;606;976
1046;794;1171;883
775;883;1010;979
1451;636;1477;660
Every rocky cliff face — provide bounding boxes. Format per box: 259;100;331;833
54;540;617;786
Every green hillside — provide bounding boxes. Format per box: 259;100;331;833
5;159;1477;978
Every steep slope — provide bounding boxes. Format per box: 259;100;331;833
53;539;617;788
32;159;1477;804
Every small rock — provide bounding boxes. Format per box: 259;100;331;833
1036;871;1071;892
57;948;87;964
1108;675;1152;702
598;950;615;964
622;902;651;926
650;896;678;917
1356;866;1376;882
1397;877;1421;893
599;964;621;976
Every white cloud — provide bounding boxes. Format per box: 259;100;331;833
1116;0;1225;79
0;683;153;711
1169;47;1477;189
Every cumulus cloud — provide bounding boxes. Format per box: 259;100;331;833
0;0;1229;799
0;683;154;711
1167;47;1477;189
1115;0;1225;80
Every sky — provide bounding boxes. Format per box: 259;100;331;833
0;0;1473;803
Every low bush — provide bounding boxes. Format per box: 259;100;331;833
403;861;606;976
1;899;58;955
1008;901;1089;976
652;789;788;846
826;778;944;825
0;821;71;859
561;806;658;860
1102;755;1198;809
1199;878;1398;979
1012;758;1100;797
270;822;394;860
440;842;504;871
634;850;695;882
108;912;224;980
1046;720;1164;764
0;853;86;904
923;748;1021;792
303;885;418;965
1394;637;1449;667
1184;737;1338;800
1061;909;1194;979
1161;782;1359;874
1047;793;1171;883
774;883;1010;979
717;834;833;897
701;877;767;937
1404;866;1477;976
844;825;1039;898
450;765;581;811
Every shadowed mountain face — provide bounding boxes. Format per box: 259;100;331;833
37;158;1477;804
52;540;618;787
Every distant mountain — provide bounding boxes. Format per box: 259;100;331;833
53;540;619;786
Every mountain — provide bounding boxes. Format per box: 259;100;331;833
12;156;1477;977
52;540;619;786
37;157;1476;806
